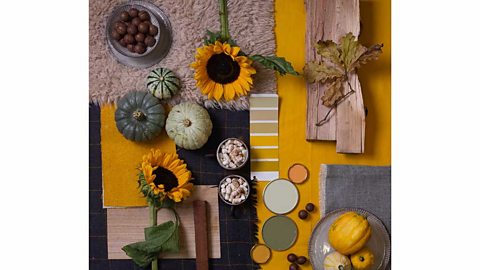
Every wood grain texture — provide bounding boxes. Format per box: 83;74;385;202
305;0;366;153
107;186;220;259
193;201;209;270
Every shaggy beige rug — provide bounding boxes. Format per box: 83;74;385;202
89;0;277;110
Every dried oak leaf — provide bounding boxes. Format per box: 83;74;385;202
304;32;383;107
304;62;343;84
321;78;344;107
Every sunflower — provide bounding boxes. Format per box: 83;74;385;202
191;41;256;101
140;149;193;203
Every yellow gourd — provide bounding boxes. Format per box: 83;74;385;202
350;247;375;270
328;211;371;255
323;251;352;270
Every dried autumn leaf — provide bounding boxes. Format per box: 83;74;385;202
304;62;343;84
340;33;367;71
304;32;382;109
350;43;383;71
315;40;342;67
321;79;344;107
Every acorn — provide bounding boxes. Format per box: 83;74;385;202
298;210;308;219
305;203;315;212
296;256;307;265
289;263;298;270
287;253;297;263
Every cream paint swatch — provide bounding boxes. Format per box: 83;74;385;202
107;186;220;259
250;94;279;181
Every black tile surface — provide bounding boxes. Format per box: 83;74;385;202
89;104;259;270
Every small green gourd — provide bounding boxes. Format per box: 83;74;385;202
115;91;166;142
147;68;180;100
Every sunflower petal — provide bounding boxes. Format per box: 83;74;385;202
224;83;236;101
213;84;224;101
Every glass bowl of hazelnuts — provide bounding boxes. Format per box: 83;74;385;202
107;4;161;57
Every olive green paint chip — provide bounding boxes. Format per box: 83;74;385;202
262;215;298;251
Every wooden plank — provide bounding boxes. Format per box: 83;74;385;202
305;0;366;153
305;0;336;141
193;201;209;270
107;185;220;259
334;0;365;153
336;73;365;153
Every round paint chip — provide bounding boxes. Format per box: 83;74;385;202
262;215;298;251
263;178;299;214
288;163;309;184
250;244;271;264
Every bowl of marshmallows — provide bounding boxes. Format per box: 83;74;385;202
216;138;249;170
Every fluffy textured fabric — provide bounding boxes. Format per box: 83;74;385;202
90;0;276;110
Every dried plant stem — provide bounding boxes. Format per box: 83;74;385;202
150;203;158;270
316;79;355;126
219;0;230;40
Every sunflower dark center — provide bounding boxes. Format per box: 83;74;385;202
152;167;178;192
206;53;241;84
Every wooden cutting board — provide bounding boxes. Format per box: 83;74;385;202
305;0;365;153
107;185;221;259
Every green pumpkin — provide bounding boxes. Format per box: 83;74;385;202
166;103;213;150
147;68;180;100
115;91;166;142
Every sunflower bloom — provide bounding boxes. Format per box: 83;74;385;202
140;149;193;202
191;41;256;101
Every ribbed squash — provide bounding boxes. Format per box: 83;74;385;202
328;211;371;255
323;251;351;270
147;68;180;100
350;247;375;270
165;102;212;150
115;91;165;142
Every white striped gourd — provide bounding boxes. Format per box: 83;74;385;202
147;68;180;100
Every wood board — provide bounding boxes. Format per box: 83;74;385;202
107;185;221;259
305;0;365;153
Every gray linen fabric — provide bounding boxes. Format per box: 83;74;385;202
320;164;391;232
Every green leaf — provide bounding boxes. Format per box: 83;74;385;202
204;30;222;45
203;30;239;47
122;221;180;267
303;62;344;84
250;55;299;76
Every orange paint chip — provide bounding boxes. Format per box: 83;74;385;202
250;244;271;264
288;163;309;184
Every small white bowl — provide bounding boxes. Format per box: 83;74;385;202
218;175;250;206
216;138;249;170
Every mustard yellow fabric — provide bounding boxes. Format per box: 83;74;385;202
256;0;391;269
100;104;176;207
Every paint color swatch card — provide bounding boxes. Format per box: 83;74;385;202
250;94;279;181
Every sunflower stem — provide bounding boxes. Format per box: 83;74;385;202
219;0;230;41
149;203;159;270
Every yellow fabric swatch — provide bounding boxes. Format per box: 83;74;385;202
100;104;176;207
256;0;391;269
